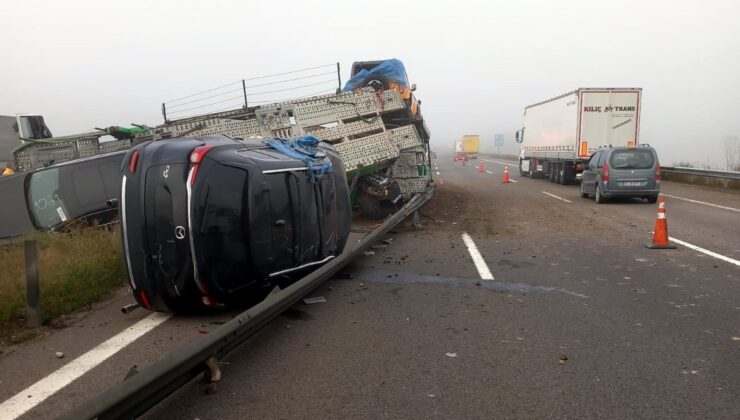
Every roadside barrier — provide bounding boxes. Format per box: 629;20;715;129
646;197;676;249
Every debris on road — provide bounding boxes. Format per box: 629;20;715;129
559;354;568;365
303;296;327;305
55;352;64;359
363;250;375;256
445;352;458;358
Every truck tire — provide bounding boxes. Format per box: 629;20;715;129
549;165;556;183
559;163;567;185
554;163;562;184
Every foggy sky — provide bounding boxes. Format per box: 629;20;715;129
1;0;738;168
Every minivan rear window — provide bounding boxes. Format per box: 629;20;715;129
609;149;655;170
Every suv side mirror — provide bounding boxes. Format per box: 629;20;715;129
410;83;417;92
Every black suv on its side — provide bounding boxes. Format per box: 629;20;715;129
120;136;352;313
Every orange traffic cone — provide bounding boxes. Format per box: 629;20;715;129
645;197;676;249
502;167;510;183
479;162;484;173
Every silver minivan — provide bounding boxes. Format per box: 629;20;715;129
580;145;660;204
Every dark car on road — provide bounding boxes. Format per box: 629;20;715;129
0;151;125;240
121;135;352;313
580;145;660;203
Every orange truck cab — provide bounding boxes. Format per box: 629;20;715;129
346;59;421;118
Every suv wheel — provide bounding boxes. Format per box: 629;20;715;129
595;184;604;204
646;195;658;203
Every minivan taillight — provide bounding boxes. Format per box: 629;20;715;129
128;150;140;173
602;163;609;182
189;145;214;186
656;163;661;181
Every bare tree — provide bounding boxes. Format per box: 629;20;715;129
724;136;740;171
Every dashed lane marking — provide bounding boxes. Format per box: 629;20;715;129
461;232;494;280
482;159;517;166
483;169;518;182
0;312;171;419
661;193;740;213
669;237;740;267
541;191;572;203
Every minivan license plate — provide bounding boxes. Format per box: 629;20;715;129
621;181;642;187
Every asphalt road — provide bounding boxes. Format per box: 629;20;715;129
2;153;739;419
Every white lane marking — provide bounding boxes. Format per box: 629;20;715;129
661;193;740;213
541;191;572;203
508;178;518;183
669;237;740;267
461;232;494;280
0;312;171;419
485;170;493;174
482;159;517;166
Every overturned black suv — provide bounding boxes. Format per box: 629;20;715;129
121;135;351;313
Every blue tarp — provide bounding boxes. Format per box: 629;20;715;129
342;59;409;92
265;135;332;182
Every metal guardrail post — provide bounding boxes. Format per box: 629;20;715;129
161;103;168;123
242;79;248;108
336;62;341;91
25;240;42;327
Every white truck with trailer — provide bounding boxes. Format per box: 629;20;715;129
515;88;642;184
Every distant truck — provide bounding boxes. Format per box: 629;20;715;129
515;88;642;184
453;135;479;161
462;135;480;159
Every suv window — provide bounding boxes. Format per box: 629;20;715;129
610;149;655;169
597;151;608;168
588;152;600;169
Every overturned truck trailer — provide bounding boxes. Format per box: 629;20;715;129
142;60;432;217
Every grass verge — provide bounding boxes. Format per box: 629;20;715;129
0;226;125;342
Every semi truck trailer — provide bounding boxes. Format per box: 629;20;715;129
515;88;642;184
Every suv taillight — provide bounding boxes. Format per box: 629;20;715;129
656;163;661;181
189;145;214;186
128;150;140;173
602;162;609;182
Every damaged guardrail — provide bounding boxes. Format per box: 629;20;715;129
60;186;434;420
660;167;740;190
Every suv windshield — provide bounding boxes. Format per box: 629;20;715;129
609;149;655;169
28;168;70;228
